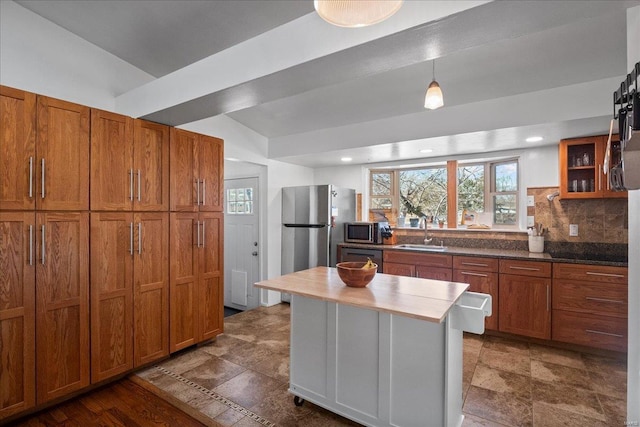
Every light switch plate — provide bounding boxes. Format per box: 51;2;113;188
569;224;579;237
527;216;535;227
527;195;535;207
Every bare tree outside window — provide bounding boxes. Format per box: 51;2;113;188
399;168;447;222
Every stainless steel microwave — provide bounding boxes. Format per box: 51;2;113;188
344;221;389;244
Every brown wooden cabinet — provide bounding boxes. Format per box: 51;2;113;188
169;212;223;353
0;212;36;418
498;259;551;339
1;88;89;211
552;263;627;352
90;212;169;382
383;250;452;280
133;120;170;211
0;86;36;211
453;256;499;330
36;212;90;404
170;129;223;212
559;135;627;199
37;96;90;210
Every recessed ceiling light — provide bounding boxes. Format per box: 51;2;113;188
341;157;353;162
526;136;543;143
225;157;240;162
420;149;433;154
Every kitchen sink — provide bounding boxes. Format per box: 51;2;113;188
393;244;448;252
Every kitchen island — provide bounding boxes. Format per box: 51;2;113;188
255;267;491;427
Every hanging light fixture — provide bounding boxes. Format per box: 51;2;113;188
424;60;444;110
314;0;403;28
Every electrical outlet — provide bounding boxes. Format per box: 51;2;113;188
527;195;535;207
569;224;579;237
527;216;535;227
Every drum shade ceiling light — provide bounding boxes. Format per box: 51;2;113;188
424;60;444;110
314;0;403;28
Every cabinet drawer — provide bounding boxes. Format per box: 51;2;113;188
416;266;452;281
383;251;452;268
499;259;551;277
383;262;415;277
453;256;498;272
552;310;627;352
553;263;627;285
553;280;627;317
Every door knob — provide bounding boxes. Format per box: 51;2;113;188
252;251;258;256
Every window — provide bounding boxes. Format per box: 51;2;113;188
491;160;518;225
370;158;519;228
399;167;447;222
227;187;254;214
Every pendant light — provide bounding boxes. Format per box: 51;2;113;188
314;0;403;28
424;60;444;110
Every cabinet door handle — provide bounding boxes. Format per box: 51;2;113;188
585;271;625;278
460;271;488;278
202;220;205;248
138;222;142;255
202;180;206;206
41;224;45;265
585;296;624;304
41;158;45;199
585;329;624;338
461;262;488;267
196;220;201;247
29;224;33;266
509;266;540;272
129;169;134;201
29;157;33;198
130;222;134;255
196;179;200;205
137;169;141;202
546;284;550;311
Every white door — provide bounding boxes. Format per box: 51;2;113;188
224;177;260;310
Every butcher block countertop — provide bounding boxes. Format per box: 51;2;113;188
254;266;469;323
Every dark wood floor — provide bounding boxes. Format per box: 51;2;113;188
10;378;208;427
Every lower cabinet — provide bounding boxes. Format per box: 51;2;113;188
36;212;90;404
383;251;452;280
453;256;499;331
552;263;627;352
0;212;36;418
170;212;223;353
498;259;552;340
90;212;169;383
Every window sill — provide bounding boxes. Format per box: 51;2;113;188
394;226;527;234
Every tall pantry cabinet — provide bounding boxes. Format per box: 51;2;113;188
0;86;90;415
1;84;223;422
90;111;170;383
169;128;224;353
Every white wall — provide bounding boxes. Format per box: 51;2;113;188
0;1;152;111
627;5;640;424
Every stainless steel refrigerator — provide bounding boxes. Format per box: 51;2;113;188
281;185;355;302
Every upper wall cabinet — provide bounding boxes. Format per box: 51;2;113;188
0;86;36;210
91;112;169;211
1;87;90;211
91;110;134;211
170;128;223;212
559;135;627;199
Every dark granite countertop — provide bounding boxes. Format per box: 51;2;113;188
338;243;628;267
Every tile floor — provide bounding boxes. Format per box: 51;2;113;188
134;304;627;427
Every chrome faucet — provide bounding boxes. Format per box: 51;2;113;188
424;219;432;245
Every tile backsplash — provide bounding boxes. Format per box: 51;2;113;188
527;186;628;244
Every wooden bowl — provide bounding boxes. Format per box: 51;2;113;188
336;262;377;288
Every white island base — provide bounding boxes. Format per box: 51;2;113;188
255;267;491;427
291;294;464;427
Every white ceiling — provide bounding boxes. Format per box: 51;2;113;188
16;0;640;168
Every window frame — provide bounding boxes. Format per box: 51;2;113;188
369;157;520;229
